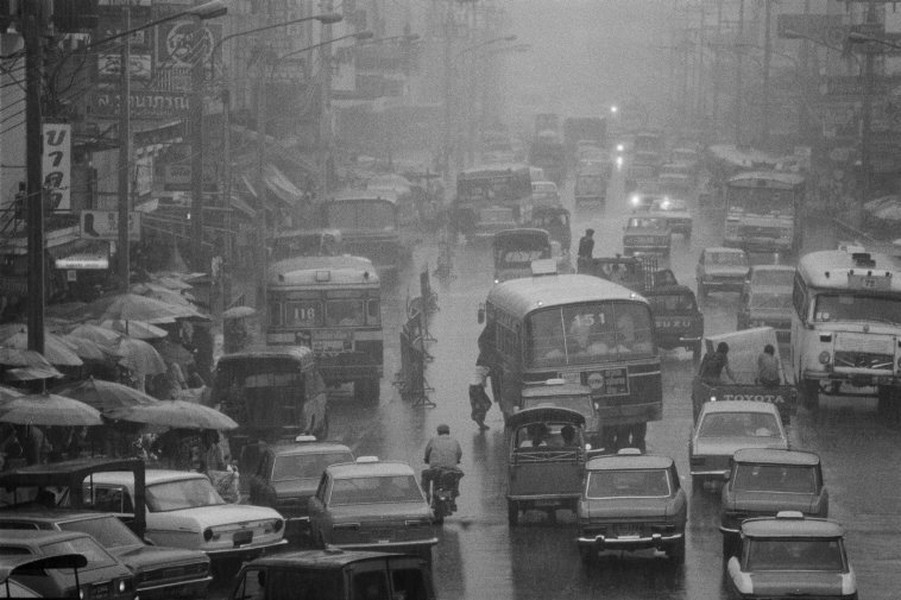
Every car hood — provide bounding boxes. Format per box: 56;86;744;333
748;571;845;595
583;498;673;520
273;479;318;499
112;545;209;572
328;503;432;522
150;504;282;529
694;437;787;456
729;491;818;513
704;266;748;277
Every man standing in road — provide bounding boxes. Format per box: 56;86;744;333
757;344;781;387
578;228;595;260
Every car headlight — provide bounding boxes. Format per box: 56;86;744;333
630;195;640;206
203;528;217;542
819;351;831;365
267;519;284;533
118;580;127;593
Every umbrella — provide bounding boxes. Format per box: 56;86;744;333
4;366;64;381
131;283;197;307
100;319;167;340
68;324;122;345
223;306;257;320
80;293;204;323
50;378;160;413
0;393;103;426
152;276;194;291
1;332;83;367
106;400;238;431
150;339;194;364
116;337;167;377
0;385;22;399
61;335;120;361
0;348;54;369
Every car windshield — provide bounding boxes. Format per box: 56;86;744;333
586;469;670;498
647;292;696;313
707;252;748;267
751;269;794;287
58;517;142;549
749;292;792;310
746;538;845;571
329;475;424;505
698;412;780;438
813;293;901;325
272;452;354;482
732;464;818;494
41;537;117;570
651;199;686;212
325;200;395;231
146;478;226;512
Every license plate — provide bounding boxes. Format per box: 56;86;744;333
233;530;253;547
534;500;559;507
93;584;111;599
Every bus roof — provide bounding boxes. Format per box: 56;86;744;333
459;163;530;177
727;171;805;187
268;255;379;286
798;250;901;292
487;274;644;319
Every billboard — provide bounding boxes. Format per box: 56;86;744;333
80;210;142;241
42;123;72;211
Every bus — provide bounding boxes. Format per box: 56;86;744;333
321;191;408;275
478;273;662;451
724;171;805;254
266;255;383;403
792;249;901;412
454;164;533;239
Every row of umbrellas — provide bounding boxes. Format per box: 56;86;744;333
864;195;901;222
0;380;237;430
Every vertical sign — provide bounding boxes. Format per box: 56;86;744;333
42;123;71;211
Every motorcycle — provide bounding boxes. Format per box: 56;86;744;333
426;466;463;524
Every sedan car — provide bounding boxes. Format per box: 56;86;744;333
695;247;750;299
648;196;692;239
737;265;795;340
622;216;672;257
689;400;789;489
726;512;856;599
245;437;354;539
576;450;687;564
308;457;438;561
0;530;136;600
628;191;666;212
0;510;211;599
86;470;286;563
720;449;828;557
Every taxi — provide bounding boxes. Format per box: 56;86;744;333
307;457;437;561
726;512;856;600
576;450;687;564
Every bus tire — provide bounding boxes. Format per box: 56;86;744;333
354;378;381;403
877;386;899;421
507;500;519;526
801;379;819;410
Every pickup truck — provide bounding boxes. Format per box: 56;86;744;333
691;327;798;425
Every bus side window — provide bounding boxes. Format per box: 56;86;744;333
792;275;808;323
367;299;381;325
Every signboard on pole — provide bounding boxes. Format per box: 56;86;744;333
79;210;142;240
91;89;192;119
42;123;71;211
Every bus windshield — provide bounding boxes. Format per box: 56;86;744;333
576;175;604;195
527;302;655;367
326;200;395;230
727;187;795;216
813;293;901;325
458;170;531;204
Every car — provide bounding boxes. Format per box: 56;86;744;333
244;436;355;540
576;449;688;564
0;530;136;600
622;216;672;257
520;380;600;447
0;510;212;599
0;553;89;599
643;284;704;360
308;456;438;560
648;196;692;239
720;449;828;557
228;549;436;600
695;247;750;299
726;512;856;599
656;163;694;194
737;265;795;339
85;470;286;564
628;191;666;212
689;400;789;490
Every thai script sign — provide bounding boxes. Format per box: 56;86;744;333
91;90;191;119
42;123;71;211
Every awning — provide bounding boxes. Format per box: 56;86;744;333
239;165;307;207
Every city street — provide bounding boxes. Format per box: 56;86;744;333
205;171;901;599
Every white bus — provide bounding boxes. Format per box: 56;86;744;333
792;249;901;411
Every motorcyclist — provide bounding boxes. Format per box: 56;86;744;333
421;424;463;507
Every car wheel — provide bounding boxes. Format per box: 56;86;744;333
668;537;686;564
722;534;737;558
802;379;820;410
507;500;519;526
579;545;595;565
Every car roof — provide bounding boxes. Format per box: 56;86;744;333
750;264;795;273
742;516;844;539
0;530;90;547
248;549;412;569
88;469;206;487
586;454;674;471
732;448;820;466
0;510;123;526
700;400;780;415
326;460;415;479
268;442;354;458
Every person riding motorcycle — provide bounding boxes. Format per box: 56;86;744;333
421;424;463;507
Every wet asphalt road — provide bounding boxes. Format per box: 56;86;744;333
212;170;901;599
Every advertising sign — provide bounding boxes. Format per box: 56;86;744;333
91;89;191;119
155;20;221;71
97;53;152;81
80;210;142;240
42;123;71;211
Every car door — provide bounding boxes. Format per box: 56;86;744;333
308;474;329;543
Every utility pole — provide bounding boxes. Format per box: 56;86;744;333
860;0;877;209
117;4;131;292
255;54;269;323
734;0;745;145
191;20;205;271
711;0;723;141
319;0;333;200
441;0;453;176
24;3;46;354
760;0;772;148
